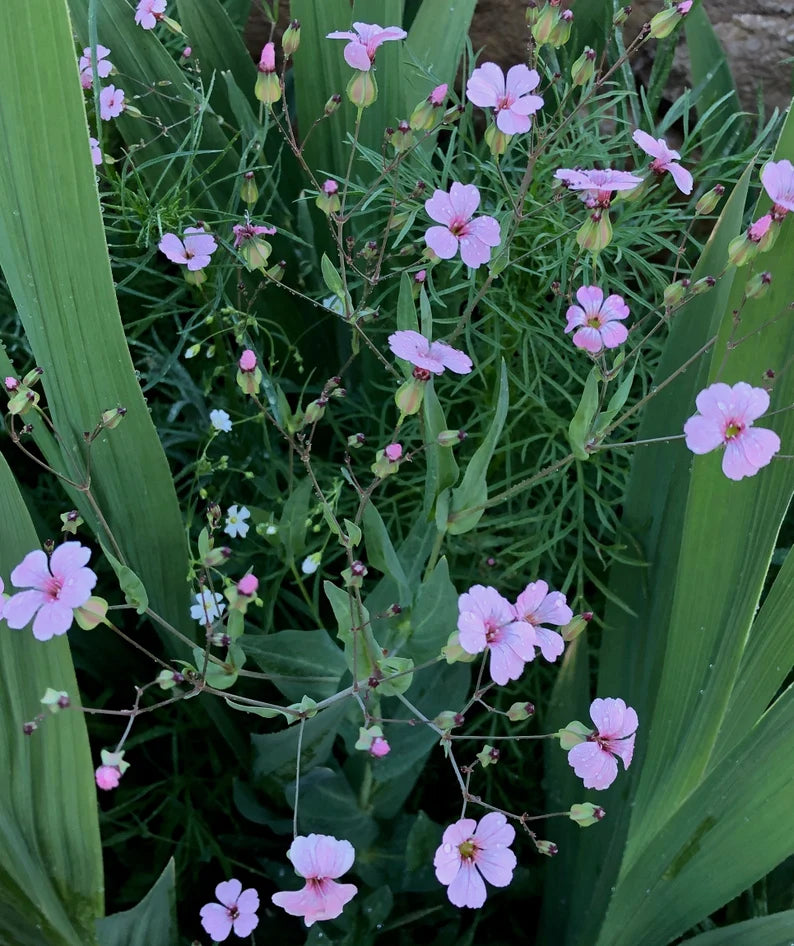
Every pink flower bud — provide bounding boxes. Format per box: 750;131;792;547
384;443;402;461
237;574;259;596
4;376;19;391
239;349;257;372
259;42;276;73
369;736;391;757
182;46;191;57
95;765;121;790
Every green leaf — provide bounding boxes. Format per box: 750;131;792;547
680;912;794;946
321;253;346;299
593;363;636;437
0;452;103;946
422;380;459;513
407;556;458;663
95;860;176;946
251;700;348;781
239;630;347;701
402;0;476;107
278;477;314;562
324;580;380;679
363;503;411;601
102;547;149;615
446;360;509;535
568;367;600;460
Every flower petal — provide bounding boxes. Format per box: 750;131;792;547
3;590;46;630
447;860;487;908
424;189;455;226
448;182;481;220
668;162;693;195
425;225;458;260
32;601;74;640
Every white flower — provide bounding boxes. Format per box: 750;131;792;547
224;504;251;539
301;553;321;575
210;409;232;432
190;590;226;624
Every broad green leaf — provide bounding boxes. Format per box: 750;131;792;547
567;366;600;459
324;580;379;678
407;556;457;663
402;0;476;107
251;699;348;781
321;253;346;299
278;477;314;562
0;451;103;946
239;629;347;701
363;503;411;601
0;0;192;641
102;547;149;615
680;912;794;946
446;360;508;535
95;860;176;946
422;381;460;514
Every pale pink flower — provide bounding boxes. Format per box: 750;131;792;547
182;46;192;57
370;735;391;757
567;698;638;790
429;83;448;105
272;834;358;927
326;22;407;72
89;137;102;166
683;382;781;481
677;0;693;10
159;227;217;271
239;349;257;372
424;183;501;268
513;581;573;662
4;542;97;641
200;879;260;941
0;576;5;620
565;286;629;353
232;222;276;248
95;765;121;791
466;63;543;134
323;179;339;195
748;214;773;242
388;330;472;375
258;42;276;73
135;0;166;30
554;167;642;207
457;585;536;686
99;85;125;121
79;44;113;88
632;129;693;194
433;812;516;908
760;159;794;214
384;443;403;461
237;574;258;596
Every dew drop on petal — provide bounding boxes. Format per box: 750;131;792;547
443;843;453;854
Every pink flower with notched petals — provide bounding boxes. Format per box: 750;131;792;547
135;0;166;30
565;286;629;353
79;44;113;89
425;183;501;268
272;834;358;927
200;879;260;941
326;22;407;71
683;382;780;481
632;130;693;194
159;228;217;271
457;585;536;686
513;581;573;662
760;159;794;214
555;167;642;207
4;542;97;641
99;85;125;121
434;812;516;908
388;330;472;375
567;698;638;790
466;63;544;134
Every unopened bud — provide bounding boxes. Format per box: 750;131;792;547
41;688;70;713
484;123;512;156
316;179;341;215
561;615;589;643
728;232;759;267
347;432;366;449
325;93;342;115
649;0;691;40
571;47;596;86
745;271;772;300
569;802;606;827
282;20;301;57
577;210;613;253
535;839;559;856
695;184;724;216
663;279;688;308
346;70;378;108
437;429;467;447
476;744;500;767
434;710;463;730
691;275;716;296
390;120;414;152
531;3;558;44
302;398;327;427
240;172;258;205
507;701;535;721
395;377;425;416
101;406;127;429
548;8;574;47
22;366;44;387
614;5;631;25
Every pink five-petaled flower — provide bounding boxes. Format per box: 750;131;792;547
79;44;113;89
457;584;536;686
135;0;166;30
232;222;276;247
565;286;630;353
433;812;516;908
760;159;794;215
271;834;358;927
99;85;125;121
554;167;643;208
567;698;638;790
326;22;407;72
466;63;544;134
683;382;781;481
388;330;473;375
632;129;693;195
4;542;97;642
159;228;217;271
513;581;573;662
200;879;260;942
424;183;501;268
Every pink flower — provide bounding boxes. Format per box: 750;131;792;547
5;376;19;391
683;382;781;481
239;349;257;372
232;222;276;248
259;42;276;73
632;129;693;194
554;167;642;207
370;736;391;757
466;63;543;134
433;812;516;908
182;46;192;57
135;0;166;30
567;698;638;790
677;0;693;10
89;136;102;166
95;765;121;791
99;85;125;121
200;879;260;941
272;834;358;927
78;44;113;88
748;214;773;242
760;159;794;214
424;183;501;268
159;228;217;271
237;574;258;596
326;22;407;72
565;286;629;353
384;443;403;461
457;585;536;686
513;581;573;662
388;330;473;375
429;83;448;105
4;542;97;641
0;576;5;620
323;179;339;195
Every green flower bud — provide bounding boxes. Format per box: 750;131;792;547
282;20;301;57
476;744;500;767
558;720;592;749
535;839;559;856
531;4;558;44
507;701;536;722
548;8;574;47
255;72;282;105
240;172;258;205
577;210;613;253
484;123;512;156
347;70;378;108
395;377;425;416
40;688;70;713
728;233;759;268
437;429;467;447
569;802;606;827
571;47;596;86
691;275;716;296
663;279;689;308
695;184;724;216
745;271;772;300
101;406;127;429
649;1;691;40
